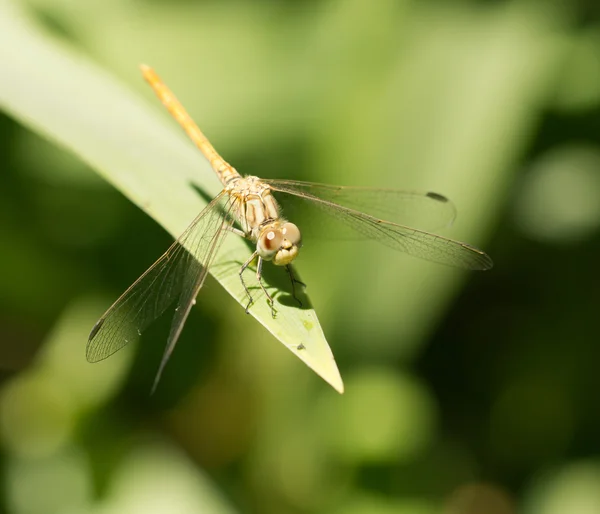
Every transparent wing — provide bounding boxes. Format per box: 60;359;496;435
264;179;457;231
265;179;492;270
87;191;235;388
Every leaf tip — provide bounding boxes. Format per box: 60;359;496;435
332;377;345;394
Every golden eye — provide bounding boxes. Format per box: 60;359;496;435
264;230;283;250
257;229;283;259
282;223;301;246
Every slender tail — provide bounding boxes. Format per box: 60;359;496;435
140;64;239;184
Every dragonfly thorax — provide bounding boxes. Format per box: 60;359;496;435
226;176;302;265
257;221;302;266
227;176;280;234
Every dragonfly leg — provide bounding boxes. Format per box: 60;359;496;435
256;257;276;318
286;265;305;307
226;226;246;238
239;251;258;313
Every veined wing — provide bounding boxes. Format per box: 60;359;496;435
87;191;235;390
264;179;456;231
265;180;492;270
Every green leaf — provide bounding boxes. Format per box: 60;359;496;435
0;1;343;393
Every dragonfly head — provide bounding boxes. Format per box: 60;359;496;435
257;221;302;266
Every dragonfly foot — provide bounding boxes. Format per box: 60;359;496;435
268;299;277;318
286;265;305;308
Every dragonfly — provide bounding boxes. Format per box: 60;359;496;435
87;65;493;391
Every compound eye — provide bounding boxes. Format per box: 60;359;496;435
282;223;301;246
258;229;284;259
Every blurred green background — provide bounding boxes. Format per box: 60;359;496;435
2;0;600;512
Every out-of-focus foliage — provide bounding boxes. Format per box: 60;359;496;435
1;0;599;513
